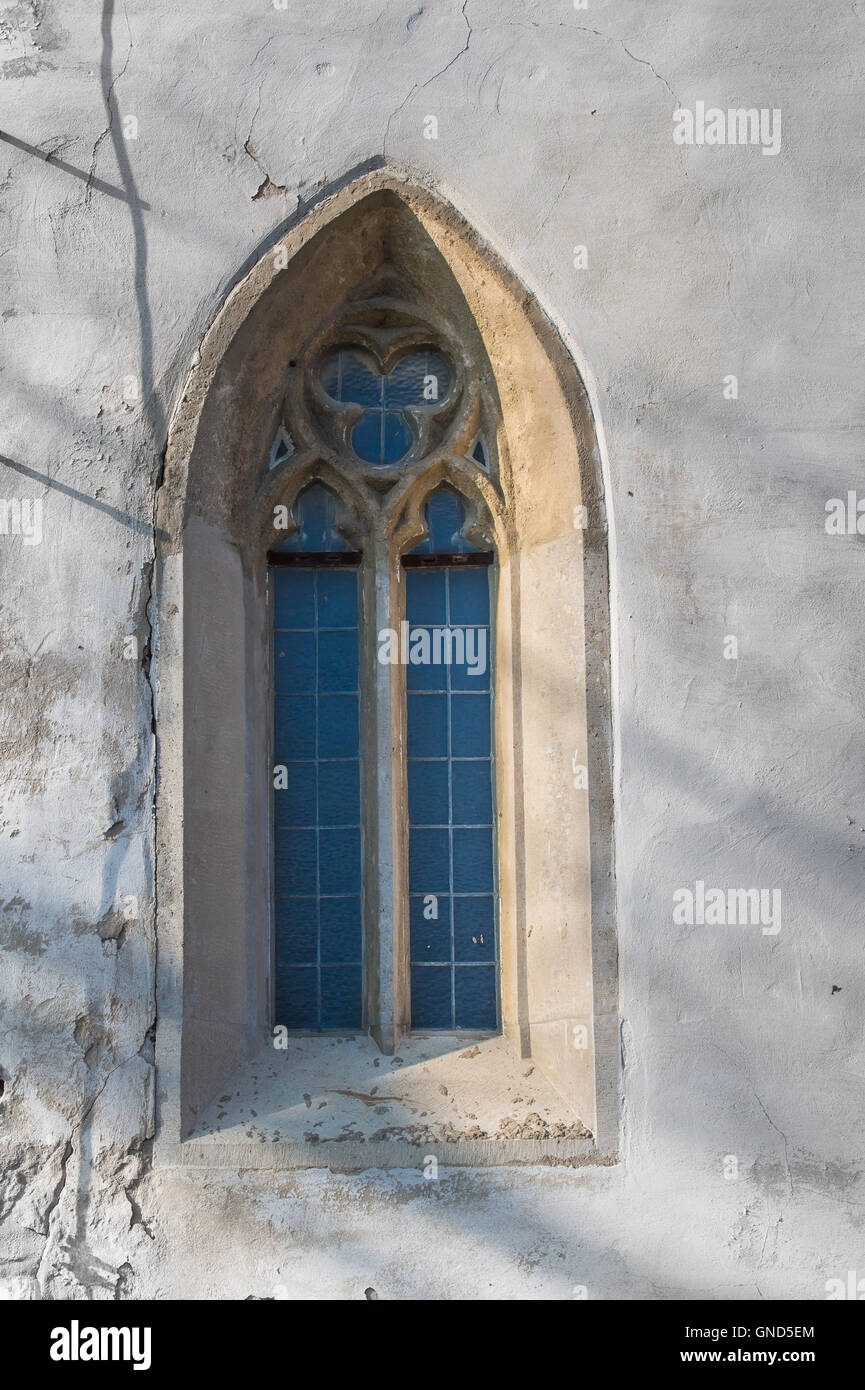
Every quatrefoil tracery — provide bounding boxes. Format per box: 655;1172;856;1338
275;293;492;483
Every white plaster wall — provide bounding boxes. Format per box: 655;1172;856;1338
0;0;862;1298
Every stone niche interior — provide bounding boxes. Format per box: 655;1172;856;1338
153;175;617;1168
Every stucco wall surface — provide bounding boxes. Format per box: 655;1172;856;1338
0;0;862;1299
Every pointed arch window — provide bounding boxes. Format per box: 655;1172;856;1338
156;180;616;1166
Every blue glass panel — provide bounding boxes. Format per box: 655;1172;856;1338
382;412;413;462
408;760;449;825
276;967;318;1030
339;351;382;407
275;828;316;895
317;695;357;758
452;828;494;893
409;894;451;963
320;354;341;402
409;828;450;893
406;556;498;1030
317;629;358;693
410;965;452;1030
451;761;492;825
318;761;360;826
407;693;447;757
384;352;451;406
451;695;490;757
317;569;358;628
320;967;363;1029
319;828;361;894
274;696;314;761
408;488;480;554
449;567;490;624
383;353;424;406
320;897;362;964
454;967;496;1029
274;766;316;827
271;564;362;1031
273;485;351;552
451;639;490;691
406;633;445;691
425;352;451;401
274;568;314;627
275;898;317;966
351;411;382;464
406;569;446;625
274;630;315;694
453;896;495;962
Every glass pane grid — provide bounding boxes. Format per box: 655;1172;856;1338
273;566;362;1031
406;566;498;1031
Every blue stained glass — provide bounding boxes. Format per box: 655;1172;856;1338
319;348;452;467
272;563;363;1032
453;828;494;893
320;898;362;964
273;484;352;553
410;894;451;962
408;759;449;825
317;695;358;758
317;569;358;628
407;693;448;757
451;695;490;757
383;412;413;463
385;352;451;406
317;629;358;693
451;760;492;824
407;488;480;554
405;569;446;624
274;696;314;760
454;966;497;1030
276;967;318;1030
274;766;316;827
335;352;382;407
276;898;317;965
453;896;496;962
351;412;383;464
410;965;452;1029
318;761;360;826
406;559;498;1031
320;967;362;1029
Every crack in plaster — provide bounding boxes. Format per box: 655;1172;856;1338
86;14;132;206
242;79;287;201
383;0;472;157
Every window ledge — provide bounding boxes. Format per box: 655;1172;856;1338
160;1033;607;1170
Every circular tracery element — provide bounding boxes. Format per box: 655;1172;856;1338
319;347;453;466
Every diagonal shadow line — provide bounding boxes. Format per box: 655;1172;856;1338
0;130;151;209
0;455;168;540
100;0;164;448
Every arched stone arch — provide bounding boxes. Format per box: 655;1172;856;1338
153;170;617;1163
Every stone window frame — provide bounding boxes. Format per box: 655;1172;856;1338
152;172;619;1170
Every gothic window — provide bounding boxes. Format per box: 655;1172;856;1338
156;179;616;1165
